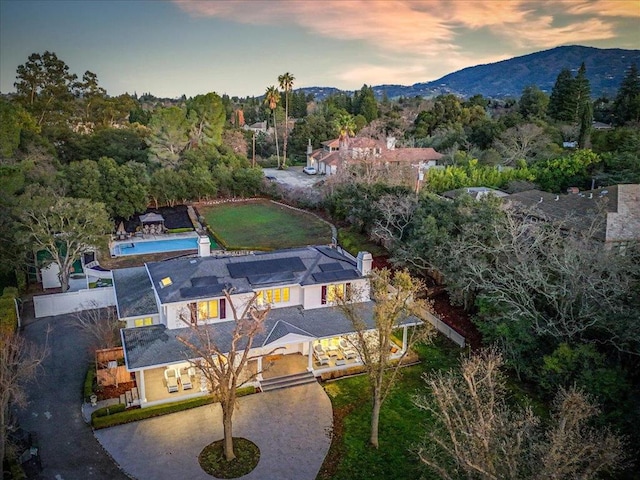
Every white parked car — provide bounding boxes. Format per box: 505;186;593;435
303;166;317;175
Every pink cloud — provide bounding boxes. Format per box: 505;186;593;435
565;0;640;18
174;0;629;56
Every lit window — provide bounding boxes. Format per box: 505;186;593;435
256;287;290;305
134;317;153;327
197;300;218;320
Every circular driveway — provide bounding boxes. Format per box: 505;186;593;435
16;300;332;480
95;383;332;480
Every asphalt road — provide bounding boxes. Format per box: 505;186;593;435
16;300;129;480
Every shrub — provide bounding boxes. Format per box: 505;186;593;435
83;364;97;402
166;227;194;234
0;292;18;335
92;387;256;429
3;286;19;297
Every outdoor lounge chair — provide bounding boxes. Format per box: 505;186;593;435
164;368;179;393
313;343;330;365
339;338;358;360
179;368;192;390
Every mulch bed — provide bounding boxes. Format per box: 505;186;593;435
430;292;482;349
115;205;193;233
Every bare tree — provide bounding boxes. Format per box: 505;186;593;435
446;208;640;353
493;123;549;165
335;268;434;448
177;290;272;462
371;193;418;247
414;349;628;480
69;304;122;351
0;331;48;466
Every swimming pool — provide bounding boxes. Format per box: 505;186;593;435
114;237;200;256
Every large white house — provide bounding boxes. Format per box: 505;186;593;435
113;245;418;408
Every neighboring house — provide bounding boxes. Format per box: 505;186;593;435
507;184;640;251
243;121;268;134
307;136;443;176
114;245;419;408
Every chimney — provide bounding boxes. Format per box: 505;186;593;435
357;251;373;276
386;136;396;150
198;235;211;257
306;138;313;155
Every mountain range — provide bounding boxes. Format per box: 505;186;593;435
299;46;640;101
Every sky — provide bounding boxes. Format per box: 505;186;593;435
1;0;638;99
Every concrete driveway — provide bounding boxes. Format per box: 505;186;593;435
17;300;130;480
263;167;323;189
95;383;332;480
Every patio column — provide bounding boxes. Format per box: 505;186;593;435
257;356;263;382
307;341;313;371
138;370;147;403
402;327;408;353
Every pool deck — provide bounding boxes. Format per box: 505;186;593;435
110;231;201;257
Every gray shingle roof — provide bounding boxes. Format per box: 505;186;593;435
507;187;619;241
112;267;159;319
121;302;421;370
145;246;361;305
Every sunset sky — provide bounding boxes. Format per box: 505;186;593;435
1;0;638;98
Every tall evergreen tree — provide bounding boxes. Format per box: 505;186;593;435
548;68;577;122
613;63;640;125
574;63;592;147
353;85;379;123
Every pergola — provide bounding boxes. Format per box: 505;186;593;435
139;213;165;234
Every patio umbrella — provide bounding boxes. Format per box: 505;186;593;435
116;221;126;235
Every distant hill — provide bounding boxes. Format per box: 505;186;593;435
298;46;640;100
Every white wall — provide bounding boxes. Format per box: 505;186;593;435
41;264;61;289
302;279;370;310
33;287;116;318
165;291;256;330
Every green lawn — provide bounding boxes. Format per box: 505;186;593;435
199;200;332;250
319;337;464;480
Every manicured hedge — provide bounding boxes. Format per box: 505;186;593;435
166;227;194;234
91;403;126;419
92;386;256;429
83;364;97;402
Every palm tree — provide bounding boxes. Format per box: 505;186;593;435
335;112;356;154
278;72;295;169
264;85;281;167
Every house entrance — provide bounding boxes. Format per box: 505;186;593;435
262;353;308;379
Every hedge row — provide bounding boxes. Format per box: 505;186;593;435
0;287;19;336
92;386;256;429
